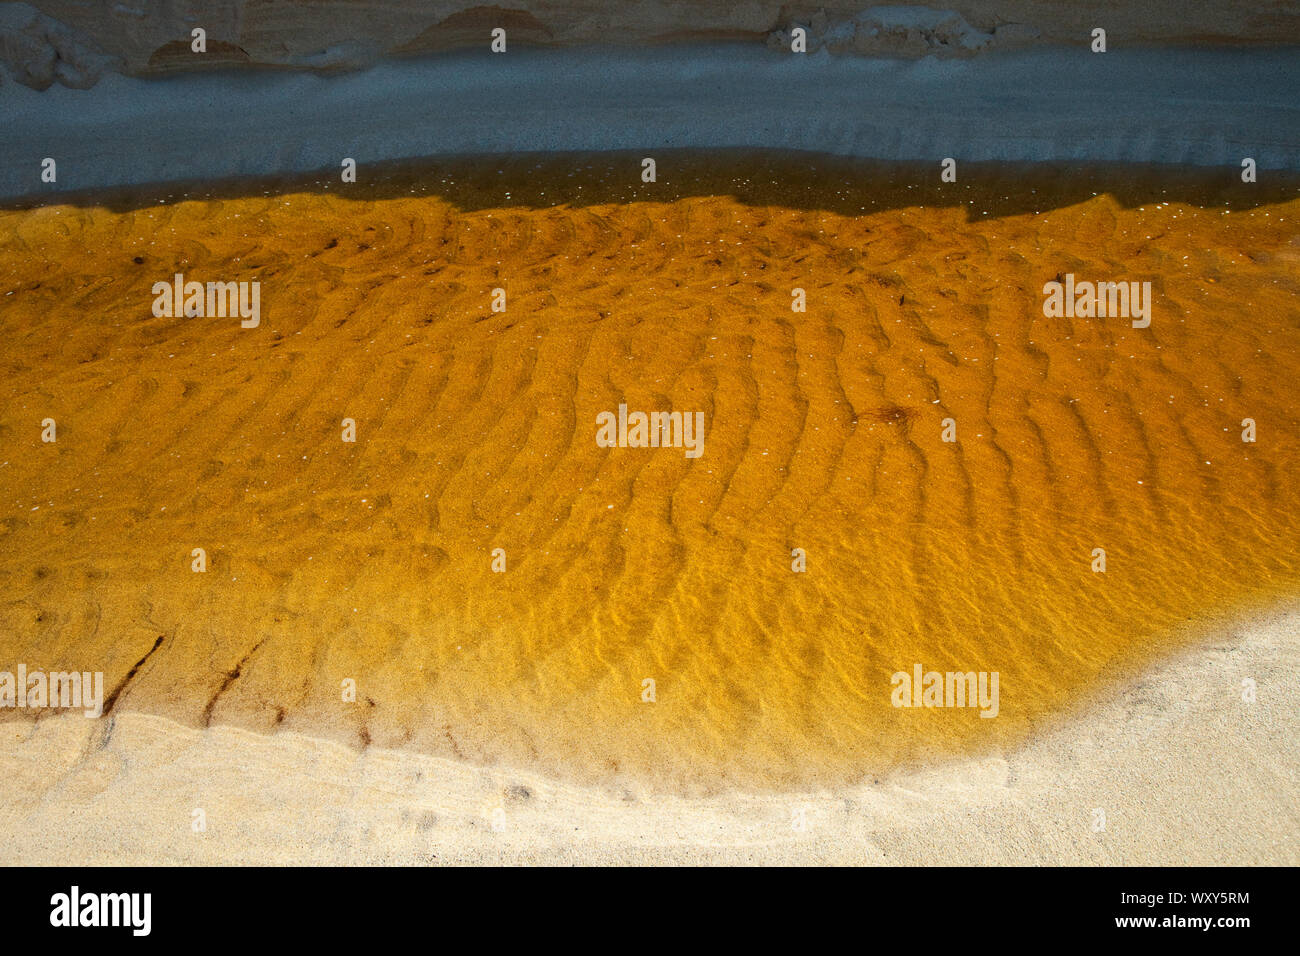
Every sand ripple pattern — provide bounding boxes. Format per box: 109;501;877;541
1;155;1298;792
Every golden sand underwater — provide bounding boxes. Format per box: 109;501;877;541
1;153;1298;793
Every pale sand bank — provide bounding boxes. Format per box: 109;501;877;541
2;601;1294;866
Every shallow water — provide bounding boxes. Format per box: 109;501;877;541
1;153;1297;793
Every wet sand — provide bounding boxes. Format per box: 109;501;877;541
2;600;1295;865
1;154;1298;805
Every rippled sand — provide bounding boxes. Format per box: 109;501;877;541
1;153;1297;793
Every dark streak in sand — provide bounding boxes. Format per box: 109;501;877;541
201;638;266;727
102;633;167;718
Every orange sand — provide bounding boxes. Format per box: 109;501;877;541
1;153;1298;793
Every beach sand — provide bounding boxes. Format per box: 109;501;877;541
1;153;1298;861
1;600;1295;865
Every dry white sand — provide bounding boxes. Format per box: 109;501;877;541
1;600;1295;865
